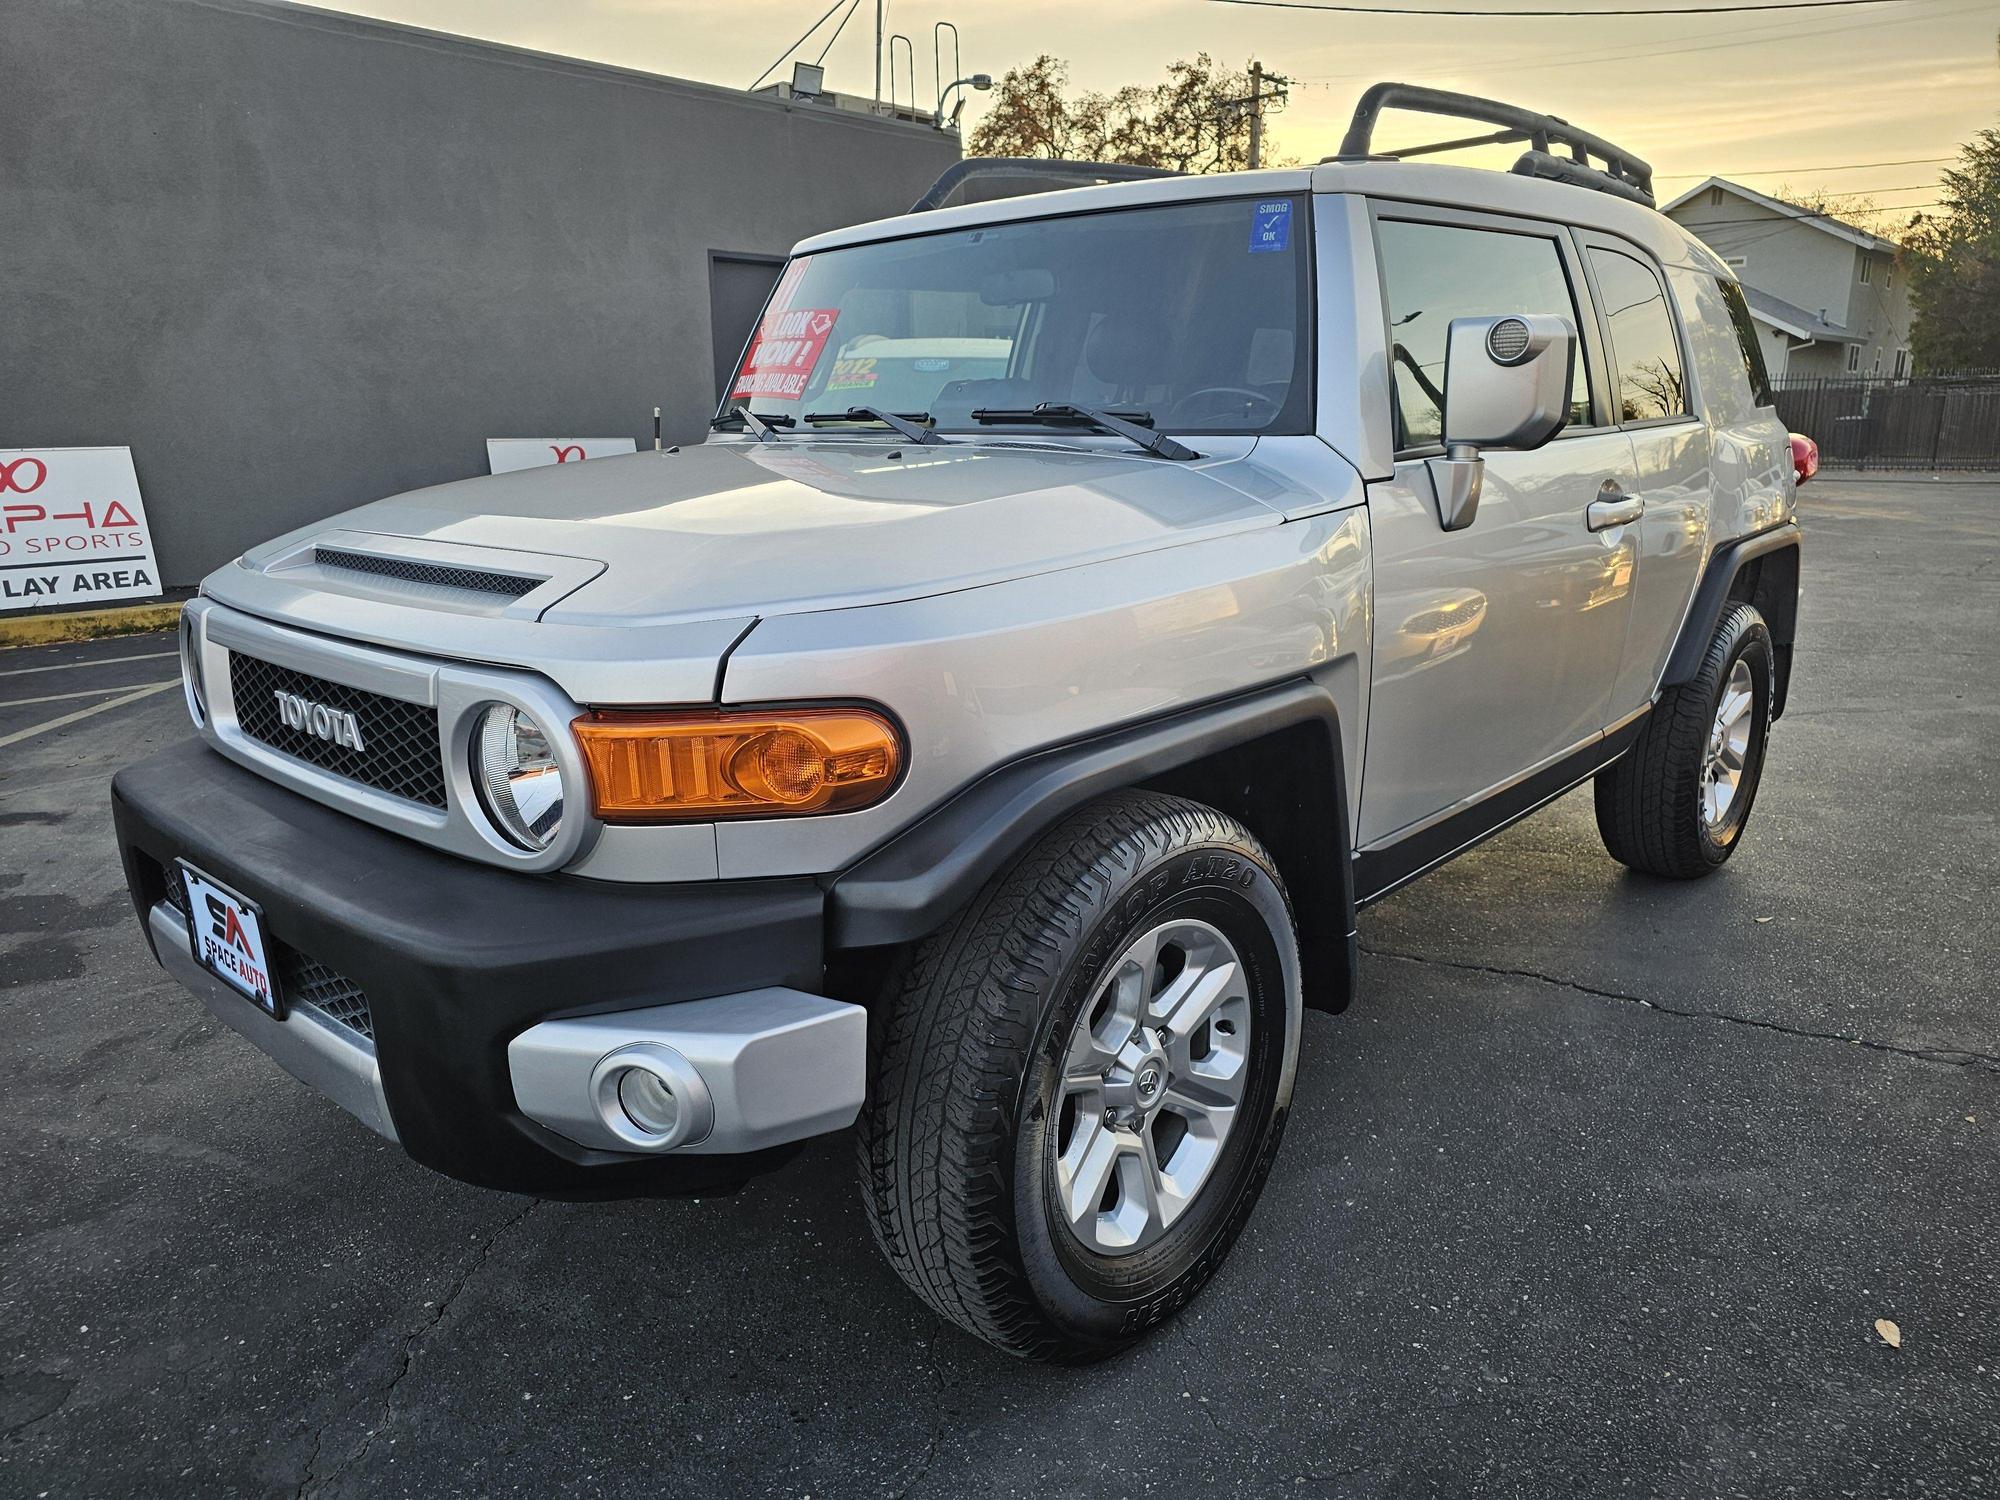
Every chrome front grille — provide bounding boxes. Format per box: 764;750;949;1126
313;546;542;599
228;652;447;809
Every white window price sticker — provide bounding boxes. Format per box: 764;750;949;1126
0;447;161;609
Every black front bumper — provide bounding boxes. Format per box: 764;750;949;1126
113;739;826;1197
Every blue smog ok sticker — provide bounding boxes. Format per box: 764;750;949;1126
1249;199;1292;253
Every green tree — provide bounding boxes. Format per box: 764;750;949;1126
966;54;1268;173
1901;124;2000;371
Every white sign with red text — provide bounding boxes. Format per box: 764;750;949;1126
0;447;160;609
486;438;638;474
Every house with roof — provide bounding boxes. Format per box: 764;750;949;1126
1662;177;1913;381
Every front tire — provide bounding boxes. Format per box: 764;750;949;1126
1595;601;1774;878
857;790;1302;1362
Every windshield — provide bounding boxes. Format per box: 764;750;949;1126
721;194;1312;435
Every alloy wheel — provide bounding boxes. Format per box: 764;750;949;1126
1050;919;1253;1256
1702;656;1756;830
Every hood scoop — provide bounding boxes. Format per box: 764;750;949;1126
312;545;544;600
258;529;604;620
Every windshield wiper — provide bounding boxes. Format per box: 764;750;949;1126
711;407;795;442
966;402;1199;461
802;407;945;446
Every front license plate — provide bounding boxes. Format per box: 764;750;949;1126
176;861;284;1019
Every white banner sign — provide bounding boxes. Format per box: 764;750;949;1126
0;447;161;610
486;438;637;474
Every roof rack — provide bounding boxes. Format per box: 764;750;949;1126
910;157;1182;213
1329;82;1654;207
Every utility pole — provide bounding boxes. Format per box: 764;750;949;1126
1249;62;1265;170
1231;62;1291;170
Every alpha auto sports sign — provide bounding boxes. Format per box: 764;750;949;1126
0;448;161;608
486;438;639;474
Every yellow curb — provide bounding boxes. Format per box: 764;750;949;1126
0;601;184;649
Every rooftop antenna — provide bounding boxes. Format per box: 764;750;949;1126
874;0;885;108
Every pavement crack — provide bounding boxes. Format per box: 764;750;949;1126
1171;1318;1227;1439
297;1197;542;1498
891;1317;953;1499
1362;947;2000;1075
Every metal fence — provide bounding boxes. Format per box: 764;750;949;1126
1770;373;2000;472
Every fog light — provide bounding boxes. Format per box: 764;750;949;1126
586;1043;714;1152
617;1067;681;1137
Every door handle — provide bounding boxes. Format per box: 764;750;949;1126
1586;489;1645;532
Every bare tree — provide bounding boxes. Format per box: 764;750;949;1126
967;54;1268;173
1768;182;1897;238
1623;358;1686;422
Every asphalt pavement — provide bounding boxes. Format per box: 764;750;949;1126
1;474;1995;1498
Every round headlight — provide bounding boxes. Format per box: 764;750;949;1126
473;704;565;851
178;611;206;727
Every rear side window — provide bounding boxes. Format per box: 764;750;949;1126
1665;266;1769;428
1716;278;1776;408
1588;247;1687;423
1377;219;1592;450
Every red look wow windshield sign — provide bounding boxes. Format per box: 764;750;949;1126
730;257;839;401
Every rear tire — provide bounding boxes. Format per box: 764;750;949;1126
856;789;1302;1362
1595;601;1774;878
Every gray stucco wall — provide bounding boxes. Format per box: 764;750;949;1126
1;0;959;586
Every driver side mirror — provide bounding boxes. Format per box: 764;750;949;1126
1428;314;1577;531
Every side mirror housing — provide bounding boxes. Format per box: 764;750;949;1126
1428;314;1578;531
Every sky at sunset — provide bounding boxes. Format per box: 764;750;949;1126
319;0;1997;224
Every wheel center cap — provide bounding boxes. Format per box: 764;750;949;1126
1102;1032;1172;1124
1135;1064;1163;1103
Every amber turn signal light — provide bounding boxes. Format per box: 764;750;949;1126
572;707;902;821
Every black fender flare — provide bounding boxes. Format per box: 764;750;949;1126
828;677;1358;1013
1662;521;1801;718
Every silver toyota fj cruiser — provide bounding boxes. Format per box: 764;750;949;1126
115;86;1812;1362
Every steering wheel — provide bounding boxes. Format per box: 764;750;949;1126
1166;386;1283;425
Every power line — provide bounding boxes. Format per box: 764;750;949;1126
812;0;865;66
1656;157;1953;180
1211;0;1918;14
1680;181;1940;194
1690;201;1943;228
1290;0;1978;80
746;0;849;91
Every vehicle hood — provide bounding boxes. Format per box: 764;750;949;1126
260;440;1288;627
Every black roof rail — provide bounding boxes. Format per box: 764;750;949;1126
910;157;1183;213
1329;82;1654;208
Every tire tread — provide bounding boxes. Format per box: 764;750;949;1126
1595;601;1770;878
856;789;1284;1361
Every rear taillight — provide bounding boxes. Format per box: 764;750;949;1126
1789;433;1819;486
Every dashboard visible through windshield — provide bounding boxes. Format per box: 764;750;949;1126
720;194;1313;437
